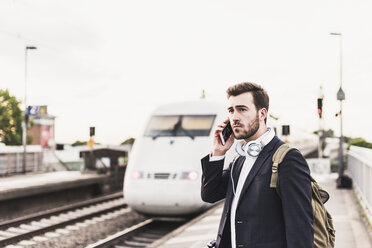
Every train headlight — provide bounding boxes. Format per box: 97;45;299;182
187;171;198;181
181;171;198;181
132;171;143;179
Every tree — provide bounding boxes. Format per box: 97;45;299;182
71;140;88;147
121;137;135;145
313;129;351;143
313;129;334;138
71;140;101;147
0;89;24;145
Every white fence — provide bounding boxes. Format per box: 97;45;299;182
348;145;372;224
0;145;43;175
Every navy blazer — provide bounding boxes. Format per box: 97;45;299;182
201;136;313;248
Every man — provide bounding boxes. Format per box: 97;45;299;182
201;82;313;248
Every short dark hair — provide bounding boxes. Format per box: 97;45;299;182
226;82;269;112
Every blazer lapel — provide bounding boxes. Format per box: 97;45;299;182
226;156;245;212
236;136;280;209
232;156;245;188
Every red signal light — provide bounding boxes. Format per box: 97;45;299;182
317;98;323;118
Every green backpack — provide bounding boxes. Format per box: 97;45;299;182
270;144;336;248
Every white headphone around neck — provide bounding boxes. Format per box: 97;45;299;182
246;140;263;157
235;127;274;157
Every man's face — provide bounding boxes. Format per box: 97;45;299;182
227;92;260;140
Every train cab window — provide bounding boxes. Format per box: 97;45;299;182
144;115;216;138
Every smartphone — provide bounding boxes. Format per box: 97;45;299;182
219;121;233;145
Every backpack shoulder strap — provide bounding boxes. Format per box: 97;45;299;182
270;143;296;189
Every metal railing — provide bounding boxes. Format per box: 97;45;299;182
348;146;372;224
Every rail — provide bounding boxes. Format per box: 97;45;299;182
0;192;126;247
348;145;372;224
85;219;155;248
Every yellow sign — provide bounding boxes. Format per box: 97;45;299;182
87;138;94;147
39;106;47;114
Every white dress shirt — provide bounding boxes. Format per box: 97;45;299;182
210;127;275;248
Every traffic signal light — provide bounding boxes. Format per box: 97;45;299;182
90;127;95;137
317;98;323;118
282;125;290;136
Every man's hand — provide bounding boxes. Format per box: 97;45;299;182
212;118;235;156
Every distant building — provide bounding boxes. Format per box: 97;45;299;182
27;106;56;149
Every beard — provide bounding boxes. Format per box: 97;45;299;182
233;112;260;140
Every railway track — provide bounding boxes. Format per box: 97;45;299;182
0;192;127;247
85;201;225;248
86;218;186;248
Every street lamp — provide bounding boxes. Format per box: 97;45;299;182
23;46;37;173
330;32;347;186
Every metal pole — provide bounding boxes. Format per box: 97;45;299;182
339;33;343;88
339;98;344;175
318;86;324;159
22;48;28;174
23;46;37;173
339;34;344;175
318;120;322;158
330;33;345;177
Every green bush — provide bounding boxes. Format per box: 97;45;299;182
348;138;372;149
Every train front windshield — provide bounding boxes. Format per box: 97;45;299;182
144;115;216;138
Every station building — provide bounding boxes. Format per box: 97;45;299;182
27;105;56;149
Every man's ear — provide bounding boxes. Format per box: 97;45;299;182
260;108;268;120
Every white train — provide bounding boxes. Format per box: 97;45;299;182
123;100;318;216
123;100;236;216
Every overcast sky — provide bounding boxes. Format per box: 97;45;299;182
1;0;371;145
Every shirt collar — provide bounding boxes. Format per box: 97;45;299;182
242;126;275;153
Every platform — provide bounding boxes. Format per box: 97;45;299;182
0;171;108;201
150;174;372;248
